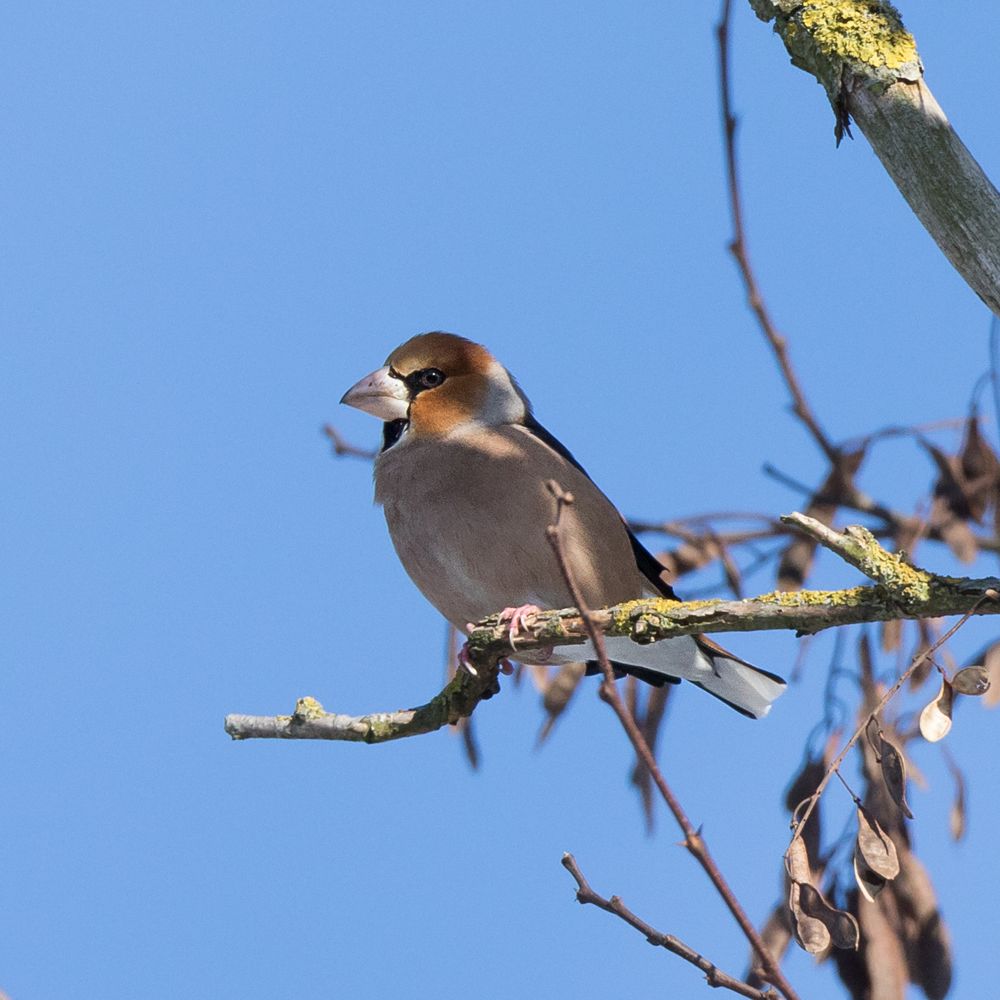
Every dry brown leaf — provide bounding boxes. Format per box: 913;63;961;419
881;617;903;654
655;538;718;579
958;413;1000;520
785;834;813;884
895;848;953;1000
980;640;1000;707
536;661;586;745
797;882;860;951
776;449;866;590
853;852;888;903
526;664;551;694
857;632;873;680
922;437;982;561
830;894;870;1000
919;678;954;742
857;887;909;1000
856;805;900;880
785;836;837;954
788;879;831;954
629;684;671;831
872;729;914;820
951;664;991;696
458;716;480;770
929;495;980;562
945;755;966;842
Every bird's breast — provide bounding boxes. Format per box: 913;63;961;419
372;427;642;628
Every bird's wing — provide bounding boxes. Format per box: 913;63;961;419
522;415;785;718
524;414;678;597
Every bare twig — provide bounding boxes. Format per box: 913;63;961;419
545;480;800;1000
561;853;779;1000
322;424;377;460
717;0;839;463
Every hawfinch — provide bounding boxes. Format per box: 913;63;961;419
341;332;786;718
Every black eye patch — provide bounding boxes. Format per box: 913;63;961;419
405;367;446;392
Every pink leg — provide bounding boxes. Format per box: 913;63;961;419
457;605;550;676
456;642;515;676
498;604;554;661
498;604;542;649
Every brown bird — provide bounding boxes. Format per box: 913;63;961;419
342;332;786;717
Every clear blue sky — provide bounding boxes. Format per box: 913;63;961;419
3;4;999;999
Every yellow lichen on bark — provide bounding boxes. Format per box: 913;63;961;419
798;1;917;72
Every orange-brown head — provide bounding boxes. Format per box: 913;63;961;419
341;332;530;439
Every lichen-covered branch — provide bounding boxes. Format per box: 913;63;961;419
750;0;1000;316
225;668;502;742
223;512;1000;742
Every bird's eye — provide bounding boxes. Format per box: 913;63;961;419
416;368;445;389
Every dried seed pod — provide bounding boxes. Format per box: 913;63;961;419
948;766;966;842
896;847;953;1000
856;805;900;880
797;882;859;951
788;879;831;954
919;679;954;742
785;834;812;883
536;661;586;745
951;665;990;696
852;852;888;902
785;836;840;955
982;640;1000;708
873;729;914;819
881;616;902;654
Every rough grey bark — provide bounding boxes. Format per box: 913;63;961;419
751;0;1000;316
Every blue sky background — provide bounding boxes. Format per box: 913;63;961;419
3;3;999;998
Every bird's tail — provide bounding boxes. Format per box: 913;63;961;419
578;633;786;719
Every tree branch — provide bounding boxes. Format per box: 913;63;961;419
561;854;780;1000
718;0;839;463
750;0;1000;315
224;511;1000;742
546;482;800;1000
225;667;502;742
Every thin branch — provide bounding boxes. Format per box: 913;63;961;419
545;481;800;1000
561;854;779;1000
322;424;377;460
224;512;1000;741
225;663;501;742
717;0;839;463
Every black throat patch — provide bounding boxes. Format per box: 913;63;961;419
381;419;408;452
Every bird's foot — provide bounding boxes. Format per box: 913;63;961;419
456;642;515;677
457;641;480;676
498;604;542;649
458;607;550;678
497;604;553;662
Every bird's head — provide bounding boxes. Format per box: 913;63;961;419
341;332;529;438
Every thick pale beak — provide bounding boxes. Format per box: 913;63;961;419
340;366;410;421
